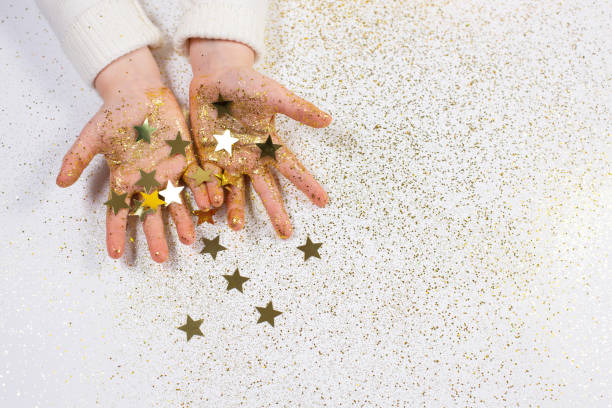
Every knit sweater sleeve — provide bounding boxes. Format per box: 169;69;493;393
175;0;268;62
35;0;163;86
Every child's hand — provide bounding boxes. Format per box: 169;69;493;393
188;39;332;238
57;47;209;262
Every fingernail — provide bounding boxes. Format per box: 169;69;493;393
277;225;293;239
228;210;244;230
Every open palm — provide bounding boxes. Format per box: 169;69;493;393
57;87;209;262
189;67;332;238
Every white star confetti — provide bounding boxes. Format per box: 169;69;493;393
159;181;184;205
213;129;239;156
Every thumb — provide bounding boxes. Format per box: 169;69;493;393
57;112;102;187
267;78;332;128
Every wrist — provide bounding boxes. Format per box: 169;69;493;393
94;47;164;100
189;39;255;77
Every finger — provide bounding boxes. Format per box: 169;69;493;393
143;209;169;263
205;162;224;207
57;112;103;187
168;202;195;245
106;192;130;259
249;169;293;238
275;148;328;207
266;78;332;128
182;163;211;210
226;176;245;231
189;183;211;210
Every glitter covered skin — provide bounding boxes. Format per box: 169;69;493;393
188;39;332;238
56;47;210;263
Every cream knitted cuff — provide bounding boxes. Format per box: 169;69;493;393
61;0;163;86
175;0;268;62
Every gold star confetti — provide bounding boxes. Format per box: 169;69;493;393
166;132;191;156
256;301;282;327
192;166;212;185
177;315;203;341
200;235;227;260
212;94;232;117
134;117;156;143
194;209;217;225
135;169;160;193
222;269;250;293
256;136;282;160
104;190;129;215
130;199;153;220
215;170;240;190
141;190;165;211
297;237;322;260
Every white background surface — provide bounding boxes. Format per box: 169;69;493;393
1;0;611;406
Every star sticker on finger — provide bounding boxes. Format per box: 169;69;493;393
134;118;156;143
141;190;166;211
222;269;249;293
212;95;232;118
297;237;322;261
136;169;160;193
177;315;203;341
191;166;212;185
215;170;240;190
256;136;282;160
213;129;238;155
159;181;184;205
130;199;153;220
194;209;217;225
104;190;129;215
200;235;227;260
256;301;282;327
166;132;190;156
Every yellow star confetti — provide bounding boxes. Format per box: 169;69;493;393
141;190;165;210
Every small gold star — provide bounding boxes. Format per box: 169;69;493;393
297;237;322;261
166;131;191;156
141;190;166;211
130;199;153;220
215;171;240;190
135;169;160;193
200;235;227;260
134;117;156;143
104;190;129;215
256;302;282;327
222;269;250;293
192;166;212;185
194;209;217;225
256;136;282;160
177;315;203;341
